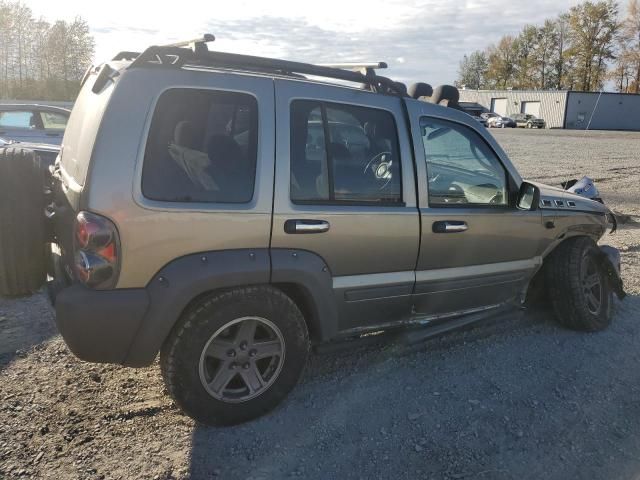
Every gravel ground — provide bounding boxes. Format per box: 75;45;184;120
1;129;639;480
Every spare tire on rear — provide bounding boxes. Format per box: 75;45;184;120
0;147;48;296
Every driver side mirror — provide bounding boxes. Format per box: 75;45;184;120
517;182;540;211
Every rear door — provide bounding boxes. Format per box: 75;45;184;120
271;79;420;332
406;101;543;317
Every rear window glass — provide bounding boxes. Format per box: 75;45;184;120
142;88;258;204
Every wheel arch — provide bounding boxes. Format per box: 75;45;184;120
123;248;338;367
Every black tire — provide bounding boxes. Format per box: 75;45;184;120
0;147;48;296
160;286;309;426
545;237;612;331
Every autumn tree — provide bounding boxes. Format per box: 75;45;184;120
456;0;623;92
619;0;640;91
485;36;517;88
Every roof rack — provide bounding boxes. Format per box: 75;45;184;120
112;34;405;96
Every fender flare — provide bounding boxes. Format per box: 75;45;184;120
123;248;338;367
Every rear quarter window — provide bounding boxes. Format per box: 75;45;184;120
142;88;258;204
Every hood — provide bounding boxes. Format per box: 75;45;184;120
528;180;610;216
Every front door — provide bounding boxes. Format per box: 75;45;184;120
407;106;544;317
271;79;420;332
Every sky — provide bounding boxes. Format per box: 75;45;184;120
26;0;584;86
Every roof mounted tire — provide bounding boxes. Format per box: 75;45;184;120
545;237;613;331
0;147;48;296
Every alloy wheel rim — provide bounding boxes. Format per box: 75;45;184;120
199;316;285;403
581;255;603;315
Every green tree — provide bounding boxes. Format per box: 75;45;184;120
566;0;619;91
457;50;488;89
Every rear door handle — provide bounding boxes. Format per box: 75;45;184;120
284;219;330;234
432;220;468;233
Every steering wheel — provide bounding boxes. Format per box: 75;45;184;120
363;151;393;189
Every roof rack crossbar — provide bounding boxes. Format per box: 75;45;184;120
164;34;215;49
317;62;387;71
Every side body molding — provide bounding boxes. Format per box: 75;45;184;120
124;249;270;367
270;249;339;342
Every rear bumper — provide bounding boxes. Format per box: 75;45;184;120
49;247;149;364
53;284;149;364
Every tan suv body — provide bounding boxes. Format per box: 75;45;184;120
42;40;623;424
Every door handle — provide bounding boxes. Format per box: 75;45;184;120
432;220;468;233
284;219;330;234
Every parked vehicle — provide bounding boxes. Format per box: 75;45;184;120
0;104;70;145
512;113;546;129
480;112;498;121
472;116;488;127
0;35;624;426
487;116;516;128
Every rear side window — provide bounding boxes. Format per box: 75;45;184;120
142;89;258;204
290;100;401;205
0;111;35;128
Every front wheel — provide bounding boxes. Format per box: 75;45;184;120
545;237;612;331
160;286;309;425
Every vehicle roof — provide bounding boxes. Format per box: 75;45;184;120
0;104;71;114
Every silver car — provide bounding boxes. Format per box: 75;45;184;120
0;104;70;145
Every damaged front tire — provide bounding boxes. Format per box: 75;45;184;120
545;237;613;332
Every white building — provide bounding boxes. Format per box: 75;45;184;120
458;89;640;131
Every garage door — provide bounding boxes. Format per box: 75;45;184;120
491;98;508;116
521;101;541;117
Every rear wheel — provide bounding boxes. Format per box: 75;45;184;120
160;286;309;425
0;147;48;296
545;237;612;331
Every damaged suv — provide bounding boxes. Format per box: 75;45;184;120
0;36;625;426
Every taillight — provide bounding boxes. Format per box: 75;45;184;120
73;211;120;289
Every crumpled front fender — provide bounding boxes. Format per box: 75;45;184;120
598;245;626;300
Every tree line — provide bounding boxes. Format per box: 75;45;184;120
0;1;94;101
457;0;640;93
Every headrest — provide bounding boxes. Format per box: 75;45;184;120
430;85;460;106
174;121;199;150
408;82;433;99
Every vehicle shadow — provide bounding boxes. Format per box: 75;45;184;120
0;291;56;372
188;295;640;480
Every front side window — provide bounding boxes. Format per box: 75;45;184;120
142;88;258;203
421;117;508;206
290;100;401;204
0;111;35;129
